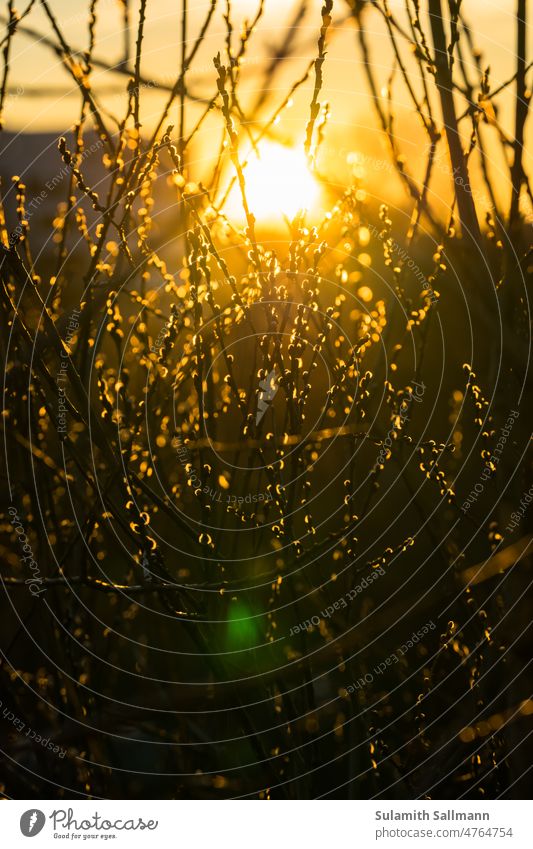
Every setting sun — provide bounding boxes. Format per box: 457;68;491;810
224;141;320;223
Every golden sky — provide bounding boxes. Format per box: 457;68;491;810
3;1;522;129
1;0;530;220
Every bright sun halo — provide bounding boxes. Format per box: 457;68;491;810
225;141;320;222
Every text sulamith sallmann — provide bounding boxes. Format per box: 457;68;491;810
375;811;490;821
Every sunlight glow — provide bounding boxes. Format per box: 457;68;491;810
225;141;320;222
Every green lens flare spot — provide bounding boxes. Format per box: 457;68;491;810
226;600;258;648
